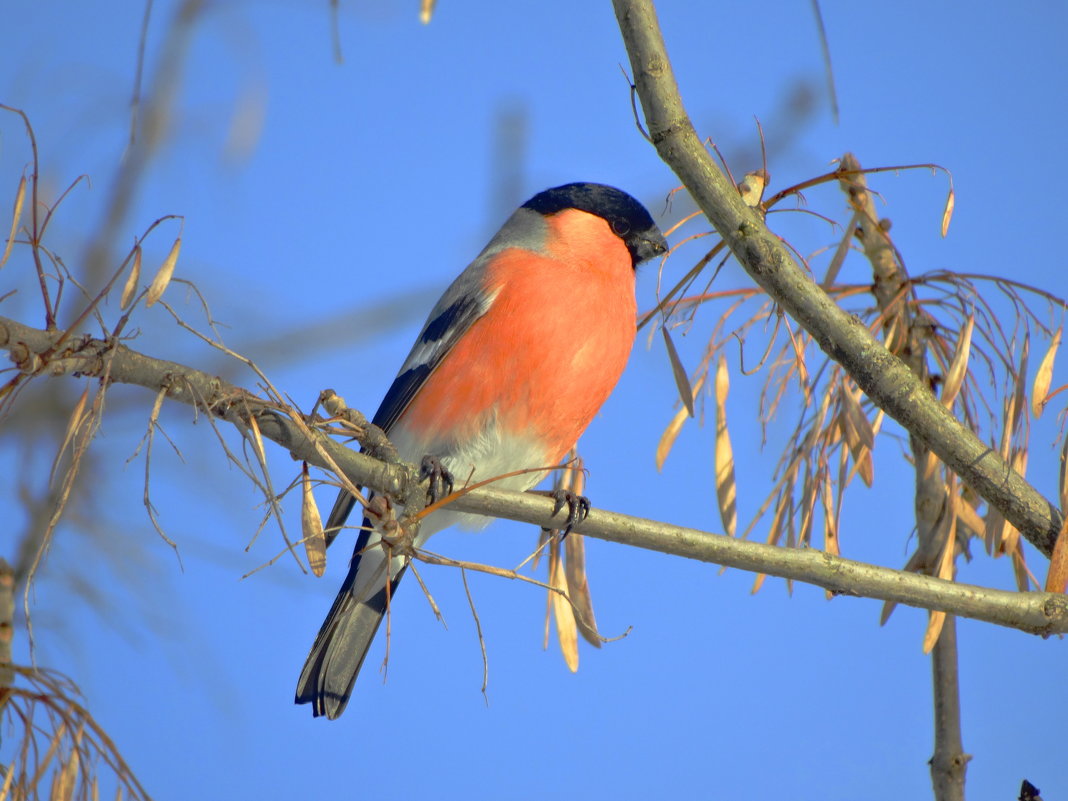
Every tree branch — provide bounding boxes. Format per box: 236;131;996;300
3;315;1067;637
929;617;970;801
611;0;1063;557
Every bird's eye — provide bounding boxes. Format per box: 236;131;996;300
611;219;630;237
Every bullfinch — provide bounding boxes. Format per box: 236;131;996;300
295;182;668;719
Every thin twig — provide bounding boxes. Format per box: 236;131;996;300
460;568;489;701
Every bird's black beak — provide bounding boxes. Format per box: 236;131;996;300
632;228;668;266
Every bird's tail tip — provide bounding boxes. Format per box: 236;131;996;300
294;587;391;720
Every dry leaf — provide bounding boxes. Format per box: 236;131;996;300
823;209;861;287
833;407;853;455
655;373;706;470
854;450;873;488
997;521;1021;559
940;314;973;408
752;490;791;595
999;398;1016;461
798;467;816;548
662;326;695;418
879;599;896;626
822;470;839;557
120;245;143;309
1010;335;1030;435
1060;433;1068;511
920;449;939;481
564;533;600;647
786;323;810;397
53;726;83;801
1031;326;1061;418
301;465;326;577
1012;447;1028;480
766;488;788;548
937;518;958;581
145;236;181;307
550;548;578;672
882;549;923;625
952;491;986;539
1004;452;1029;555
941;184;955;237
247;414;267;469
923;610;946;654
1011;548;1036;592
784;486;797;551
0;174;26;270
714;355;737;536
558;457;599;647
531;526;550;573
984;506;1007;556
51;385;90;485
849;408;884;487
838;386;875;487
921;525;957;654
1045;517;1068;593
0;758;16;798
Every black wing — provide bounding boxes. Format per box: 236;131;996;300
370;291;487;433
323;286;494;538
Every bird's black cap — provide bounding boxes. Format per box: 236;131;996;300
523;182;668;268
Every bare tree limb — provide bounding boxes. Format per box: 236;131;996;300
611;0;1063;557
3;315;1067;637
929;617;970;801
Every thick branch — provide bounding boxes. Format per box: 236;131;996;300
611;0;1063;557
2;315;1067;636
929;617;970;801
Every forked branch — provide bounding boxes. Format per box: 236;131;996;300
611;0;1064;557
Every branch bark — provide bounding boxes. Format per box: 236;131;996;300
3;315;1067;637
611;0;1063;558
929;617;969;801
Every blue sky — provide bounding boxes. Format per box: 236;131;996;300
2;1;1066;799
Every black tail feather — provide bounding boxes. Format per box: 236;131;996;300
295;522;407;719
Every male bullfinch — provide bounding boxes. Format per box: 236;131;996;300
295;182;667;719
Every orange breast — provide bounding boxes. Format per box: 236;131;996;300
396;210;637;465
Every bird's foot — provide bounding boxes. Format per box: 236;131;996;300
419;455;455;506
549;488;590;538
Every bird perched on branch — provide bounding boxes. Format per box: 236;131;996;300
295;182;667;719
